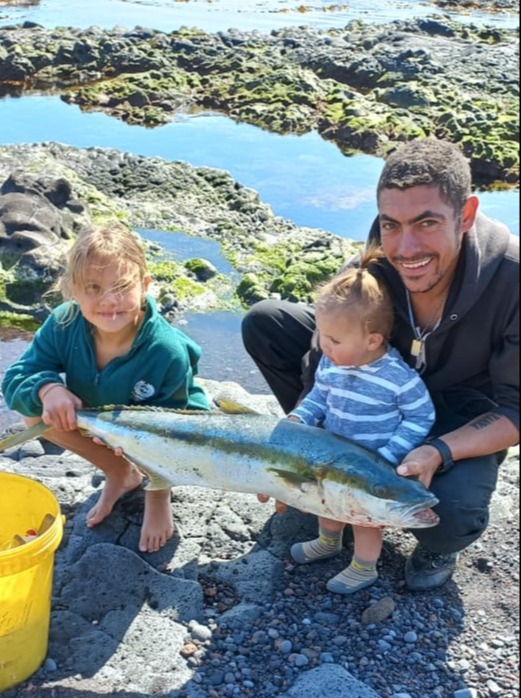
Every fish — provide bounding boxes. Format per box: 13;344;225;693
0;406;439;529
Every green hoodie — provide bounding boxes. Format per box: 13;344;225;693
2;295;210;417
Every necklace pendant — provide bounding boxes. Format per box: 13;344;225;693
411;338;423;357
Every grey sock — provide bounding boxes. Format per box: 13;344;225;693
326;556;378;595
291;526;343;564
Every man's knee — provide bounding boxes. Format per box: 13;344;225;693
242;300;283;349
412;503;490;554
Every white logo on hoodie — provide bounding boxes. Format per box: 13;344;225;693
131;380;156;402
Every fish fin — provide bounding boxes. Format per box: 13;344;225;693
267;467;317;489
80;405;211;415
143;473;172;492
214;397;260;415
0;421;51;453
216;399;259;415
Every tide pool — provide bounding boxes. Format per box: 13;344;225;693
1;95;518;238
0;0;517;33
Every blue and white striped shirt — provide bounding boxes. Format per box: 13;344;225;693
290;347;435;464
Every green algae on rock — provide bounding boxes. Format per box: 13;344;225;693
0;143;356;325
0;18;517;186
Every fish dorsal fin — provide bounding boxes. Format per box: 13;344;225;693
80;404;254;416
0;420;51;453
214;397;260;415
84;405;211;415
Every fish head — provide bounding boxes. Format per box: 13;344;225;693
325;458;439;529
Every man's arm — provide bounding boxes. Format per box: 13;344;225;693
397;412;519;488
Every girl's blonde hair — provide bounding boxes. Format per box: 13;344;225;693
316;245;393;340
57;223;148;301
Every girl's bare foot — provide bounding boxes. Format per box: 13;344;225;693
86;466;143;527
139;488;174;553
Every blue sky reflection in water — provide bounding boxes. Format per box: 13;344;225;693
137;228;238;278
0;0;518;32
1;96;518;238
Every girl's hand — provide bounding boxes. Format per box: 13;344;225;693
397;444;442;489
39;384;82;432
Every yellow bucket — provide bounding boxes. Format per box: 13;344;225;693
0;473;64;692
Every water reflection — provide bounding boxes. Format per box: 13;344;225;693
0;330;34;431
0;0;517;31
176;310;269;392
1;97;518;237
137;228;238;277
0;95;384;238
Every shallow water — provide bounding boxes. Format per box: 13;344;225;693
1;97;518;238
0;0;518;32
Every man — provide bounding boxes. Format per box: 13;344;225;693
241;139;519;591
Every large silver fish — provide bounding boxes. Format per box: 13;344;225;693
0;406;439;529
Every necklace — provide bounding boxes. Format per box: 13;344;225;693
405;289;448;371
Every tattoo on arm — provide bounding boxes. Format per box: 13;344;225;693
470;412;502;431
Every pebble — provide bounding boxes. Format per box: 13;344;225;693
486;679;502;694
361;596;396;624
190;621;213;642
43;658;58;673
279;640;293;654
454;689;478;698
294;654;309;667
320;652;334;663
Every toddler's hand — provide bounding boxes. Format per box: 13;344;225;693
39;383;82;432
257;494;288;515
92;436;124;457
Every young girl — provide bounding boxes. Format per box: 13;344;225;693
2;223;210;553
287;246;435;594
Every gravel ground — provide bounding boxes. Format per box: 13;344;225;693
177;450;520;698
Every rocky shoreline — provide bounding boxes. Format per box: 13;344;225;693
0;142;358;327
0;381;518;698
0;17;518;186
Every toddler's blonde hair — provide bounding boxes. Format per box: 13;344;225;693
57;223;148;301
316;245;393;340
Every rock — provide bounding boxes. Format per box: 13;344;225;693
278;665;383;698
361;596;396;624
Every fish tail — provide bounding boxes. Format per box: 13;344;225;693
0;421;51;453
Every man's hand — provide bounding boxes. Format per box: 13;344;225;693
396;444;442;489
257;494;288;515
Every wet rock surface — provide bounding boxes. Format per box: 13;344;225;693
432;0;518;11
0;17;518;186
0;382;518;698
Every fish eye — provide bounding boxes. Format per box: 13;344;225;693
372;484;388;498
